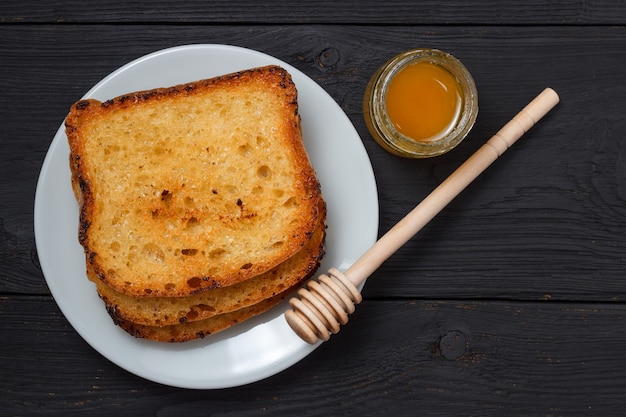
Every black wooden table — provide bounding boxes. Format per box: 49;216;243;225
2;2;626;415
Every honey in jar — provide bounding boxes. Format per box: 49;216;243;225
385;61;462;142
363;48;478;158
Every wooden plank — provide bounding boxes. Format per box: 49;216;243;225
1;0;625;24
2;296;626;415
2;24;625;300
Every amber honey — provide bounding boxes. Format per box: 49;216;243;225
363;48;478;158
385;62;462;142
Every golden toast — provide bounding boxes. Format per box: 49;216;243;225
90;201;325;326
112;290;294;343
66;66;322;297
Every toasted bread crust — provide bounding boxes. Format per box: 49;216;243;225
67;66;322;297
91;201;325;326
111;290;292;343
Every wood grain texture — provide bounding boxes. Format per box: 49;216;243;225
1;25;625;299
2;3;626;414
1;0;625;24
2;296;626;416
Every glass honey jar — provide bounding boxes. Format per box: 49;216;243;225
363;48;478;158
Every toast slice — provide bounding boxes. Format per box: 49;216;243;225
66;66;322;297
112;289;295;343
91;201;326;326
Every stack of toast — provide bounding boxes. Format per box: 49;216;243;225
65;65;325;342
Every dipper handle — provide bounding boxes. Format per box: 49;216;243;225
285;88;560;344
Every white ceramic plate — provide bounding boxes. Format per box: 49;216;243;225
34;44;378;389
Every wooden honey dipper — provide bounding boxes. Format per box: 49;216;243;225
285;88;560;344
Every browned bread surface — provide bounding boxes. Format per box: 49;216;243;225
111;287;294;343
91;201;326;326
66;66;322;297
